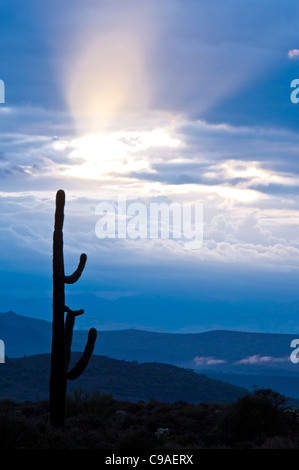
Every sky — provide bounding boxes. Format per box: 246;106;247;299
1;0;299;333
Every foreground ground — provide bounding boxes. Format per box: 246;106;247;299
0;388;298;449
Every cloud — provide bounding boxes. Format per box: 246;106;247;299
193;356;226;366
2;109;299;276
236;355;288;365
288;49;299;59
2;0;299;329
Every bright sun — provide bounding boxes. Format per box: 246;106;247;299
53;129;181;180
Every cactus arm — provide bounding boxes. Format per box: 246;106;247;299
66;328;97;380
64;307;85;371
64;306;84;316
65;253;87;284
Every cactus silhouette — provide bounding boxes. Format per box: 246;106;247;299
49;189;97;427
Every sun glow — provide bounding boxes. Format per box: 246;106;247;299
58;26;270;202
55;129;181;180
63;27;152;136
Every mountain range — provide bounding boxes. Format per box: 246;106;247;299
1;293;299;333
1;310;299;401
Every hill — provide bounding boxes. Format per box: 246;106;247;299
0;353;247;404
205;371;299;403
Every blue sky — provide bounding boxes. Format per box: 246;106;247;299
1;0;299;333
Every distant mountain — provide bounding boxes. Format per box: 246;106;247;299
1;311;299;400
89;328;297;374
0;311;297;376
0;311;52;357
0;353;247;404
1;294;299;333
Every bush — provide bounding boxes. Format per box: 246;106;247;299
219;387;291;445
65;389;114;418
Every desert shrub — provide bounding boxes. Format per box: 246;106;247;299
117;426;156;449
19;400;49;419
0;398;16;413
0;413;53;449
219;387;292;445
119;412;142;429
257;435;299;449
0;413;37;449
125;401;146;414
65;388;114;418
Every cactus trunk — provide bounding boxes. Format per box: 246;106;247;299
49;190;97;428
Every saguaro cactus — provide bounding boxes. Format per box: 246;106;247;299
49;189;97;428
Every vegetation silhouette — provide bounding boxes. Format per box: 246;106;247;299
49;190;97;428
0;387;298;449
219;387;293;446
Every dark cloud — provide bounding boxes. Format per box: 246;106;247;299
129;164;249;187
251;183;299;196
